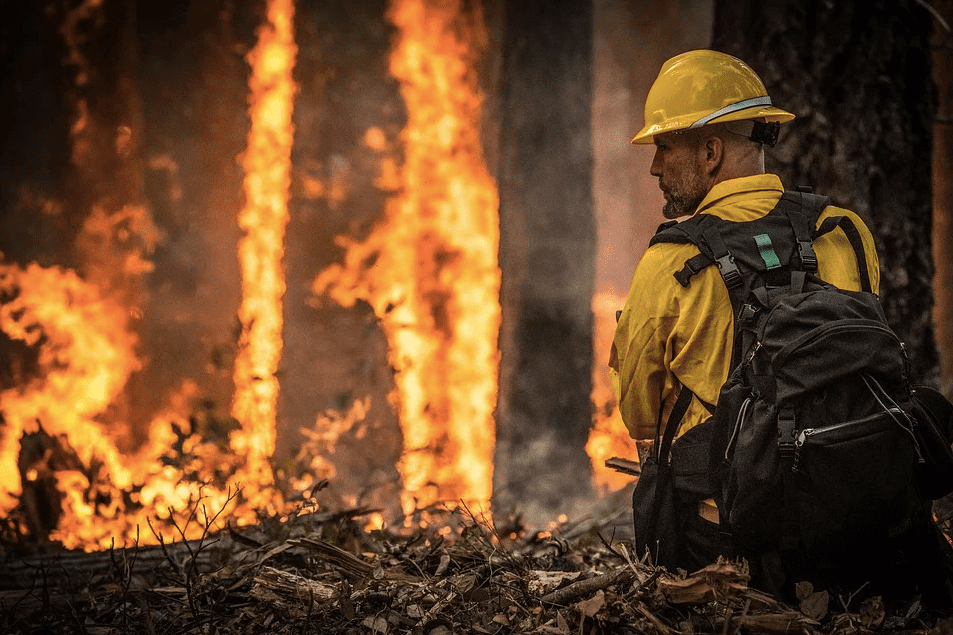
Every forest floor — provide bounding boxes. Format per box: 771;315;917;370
3;495;953;635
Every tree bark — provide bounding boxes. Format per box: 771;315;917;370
275;0;404;516
490;0;597;524
713;0;940;384
932;0;953;398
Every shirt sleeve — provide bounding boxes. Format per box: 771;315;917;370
609;243;734;440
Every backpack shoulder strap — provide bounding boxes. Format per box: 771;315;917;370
772;189;830;273
654;385;695;462
815;215;873;293
775;187;873;293
649;214;740;290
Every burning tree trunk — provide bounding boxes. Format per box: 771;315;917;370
132;0;254;434
712;0;940;384
281;0;405;515
489;0;597;523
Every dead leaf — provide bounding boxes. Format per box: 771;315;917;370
556;611;571;632
657;559;749;604
575;590;605;617
435;553;451;576
795;580;814;600
527;570;584;596
341;596;355;620
800;590;829;621
492;613;511;626
362;615;389;634
424;622;452;635
452;573;477;594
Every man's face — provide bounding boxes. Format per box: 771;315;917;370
650;131;707;219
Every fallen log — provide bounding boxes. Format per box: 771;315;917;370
0;536;225;591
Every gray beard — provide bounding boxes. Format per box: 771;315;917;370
662;190;705;219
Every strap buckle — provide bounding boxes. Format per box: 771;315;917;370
716;254;742;289
778;411;797;459
738;303;759;325
797;241;818;272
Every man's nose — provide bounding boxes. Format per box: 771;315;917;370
650;150;662;177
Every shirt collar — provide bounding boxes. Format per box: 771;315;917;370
694;174;784;215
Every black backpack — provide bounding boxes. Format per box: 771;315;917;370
646;188;953;598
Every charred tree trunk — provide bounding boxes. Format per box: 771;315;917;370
130;0;258;444
280;0;403;515
489;0;597;524
713;0;940;384
0;1;75;267
932;1;953;398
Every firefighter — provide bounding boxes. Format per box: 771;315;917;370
609;49;881;572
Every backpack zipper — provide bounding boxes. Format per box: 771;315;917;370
794;411;902;445
793;405;924;465
724;395;753;460
774;320;900;370
743;341;762;366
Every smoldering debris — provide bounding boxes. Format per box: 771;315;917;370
2;502;952;634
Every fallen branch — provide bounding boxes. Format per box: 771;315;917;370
539;566;639;605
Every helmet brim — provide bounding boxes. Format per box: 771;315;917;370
630;105;796;145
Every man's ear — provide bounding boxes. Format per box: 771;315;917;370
701;134;725;176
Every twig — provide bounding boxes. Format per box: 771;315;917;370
539;567;636;605
617;543;648;585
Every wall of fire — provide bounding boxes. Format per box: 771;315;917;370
14;0;950;547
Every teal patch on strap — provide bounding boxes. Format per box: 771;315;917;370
754;234;781;270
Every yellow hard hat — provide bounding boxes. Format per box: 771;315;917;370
631;50;795;144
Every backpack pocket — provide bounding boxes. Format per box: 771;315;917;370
793;409;916;545
670;418;715;501
631;455;681;566
707;368;752;506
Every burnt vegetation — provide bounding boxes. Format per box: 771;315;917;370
3;499;953;634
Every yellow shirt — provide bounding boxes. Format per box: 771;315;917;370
609;174;881;441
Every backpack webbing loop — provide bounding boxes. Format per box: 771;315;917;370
777;408;800;551
654;386;695;460
754;234;781;270
674;254;714;288
787;204;819;272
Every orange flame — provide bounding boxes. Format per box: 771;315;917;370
313;0;500;515
0;262;139;517
0;0;301;550
0;261;241;549
230;0;298;509
586;291;638;493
